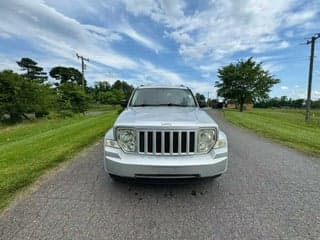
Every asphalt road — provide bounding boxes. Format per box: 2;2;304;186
1;109;320;240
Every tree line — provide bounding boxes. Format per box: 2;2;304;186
254;96;320;109
0;57;133;122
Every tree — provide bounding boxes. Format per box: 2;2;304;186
16;57;47;83
0;70;52;121
111;80;134;99
216;58;280;112
95;81;111;92
49;66;85;87
89;80;133;105
280;96;290;107
56;83;89;114
50;66;89;114
254;97;305;108
92;81;111;103
311;99;320;109
96;89;124;105
195;93;206;103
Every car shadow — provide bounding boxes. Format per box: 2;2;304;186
102;174;224;199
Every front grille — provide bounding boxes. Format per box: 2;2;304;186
137;130;197;155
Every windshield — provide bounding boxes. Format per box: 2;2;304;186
130;88;197;107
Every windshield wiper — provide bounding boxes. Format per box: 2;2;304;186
158;103;189;107
132;103;190;107
131;104;157;107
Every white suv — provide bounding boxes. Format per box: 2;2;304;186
104;85;228;180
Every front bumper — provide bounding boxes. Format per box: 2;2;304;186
104;146;228;178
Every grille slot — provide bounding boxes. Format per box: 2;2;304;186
147;132;153;153
138;130;196;155
156;132;161;153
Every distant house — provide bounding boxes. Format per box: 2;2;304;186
226;103;236;109
225;100;253;110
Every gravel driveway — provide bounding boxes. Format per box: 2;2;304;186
1;109;319;240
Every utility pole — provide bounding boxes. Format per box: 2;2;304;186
305;33;320;122
76;53;89;91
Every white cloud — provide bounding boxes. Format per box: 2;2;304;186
198;63;222;73
122;0;319;61
0;32;11;39
261;62;284;73
284;9;317;26
86;71;122;86
118;23;164;53
0;0;139;71
169;31;193;45
122;0;160;17
1;0;319;97
122;0;185;25
272;86;320;100
84;24;122;42
0;57;20;72
127;60;216;97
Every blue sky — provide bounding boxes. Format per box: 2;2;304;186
0;0;320;99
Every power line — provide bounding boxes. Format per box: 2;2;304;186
76;53;89;91
304;33;320;122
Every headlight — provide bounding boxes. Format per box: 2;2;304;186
116;128;136;152
104;139;119;148
198;129;216;153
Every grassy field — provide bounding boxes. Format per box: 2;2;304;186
223;108;320;156
0;111;118;210
88;104;120;112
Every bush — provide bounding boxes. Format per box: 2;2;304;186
57;110;75;118
56;83;89;114
0;70;53;122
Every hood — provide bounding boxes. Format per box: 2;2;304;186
114;107;218;128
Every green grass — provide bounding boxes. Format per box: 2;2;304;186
0;111;118;210
88;104;120;112
223;108;320;156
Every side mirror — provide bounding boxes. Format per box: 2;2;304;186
120;99;128;108
199;101;206;108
